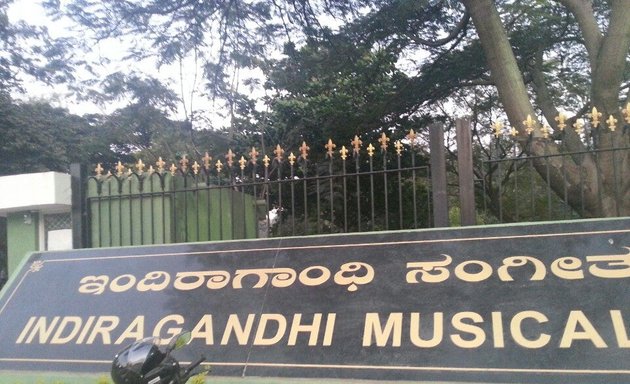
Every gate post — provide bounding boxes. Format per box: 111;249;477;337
456;118;476;226
70;163;88;248
429;123;449;227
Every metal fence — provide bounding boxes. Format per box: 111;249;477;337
478;112;629;223
80;132;433;246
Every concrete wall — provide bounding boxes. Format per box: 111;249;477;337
0;172;72;276
6;212;39;275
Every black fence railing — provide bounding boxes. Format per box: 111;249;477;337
81;134;433;247
479;145;629;223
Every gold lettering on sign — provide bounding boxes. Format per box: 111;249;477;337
288;314;322;346
137;271;170;292
362;313;403;347
510;311;551;349
409;312;443;348
610;310;630;348
550;257;584;280
586;247;630;278
153;314;184;345
110;275;136;293
86;316;120;345
191;315;214;344
406;255;452;283
232;268;297;289
450;312;485;348
50;316;82;344
254;314;287;346
115;316;145;345
454;260;493;282
221;314;255;345
491;312;505;348
298;266;331;286
78;275;109;295
497;256;546;281
559;310;607;348
76;316;96;344
333;262;374;291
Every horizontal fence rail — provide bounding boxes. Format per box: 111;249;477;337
85;133;432;247
480;144;629;223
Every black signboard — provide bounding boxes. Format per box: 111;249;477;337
0;218;629;383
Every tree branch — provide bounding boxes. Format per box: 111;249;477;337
412;11;470;47
555;0;602;70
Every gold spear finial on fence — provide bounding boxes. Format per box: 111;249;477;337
94;163;104;177
263;155;270;168
135;159;145;175
299;141;310;160
226;149;235;167
623;102;630;124
116;161;125;177
156;157;166;173
555;112;567;131
406;129;417;146
606;115;618;132
249;147;259;165
340;145;348;160
523;114;536;135
192;161;200;175
541;124;551;139
179;155;189;172
589;107;602;128
378;132;390;151
509;125;518;137
202;152;212;170
492;121;503;138
215;159;223;173
169;163;177;176
325;139;336;159
274;144;284;162
351;135;362;155
395;140;403;156
288;152;297;165
367;143;375;157
573;119;584;135
239;156;247;170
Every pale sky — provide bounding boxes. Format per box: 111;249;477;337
7;0;208;122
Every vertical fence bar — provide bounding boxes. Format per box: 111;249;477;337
277;157;284;236
290;156;296;236
409;134;418;228
429;123;448;227
396;144;403;229
301;158;308;234
456;119;476;226
382;148;389;231
328;156;334;233
71;163;87;249
354;150;362;232
368;148;375;231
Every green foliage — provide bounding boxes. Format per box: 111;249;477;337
95;375;112;384
0;1;76;92
0;93;124;176
189;373;207;384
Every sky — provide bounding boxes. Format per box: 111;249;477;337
7;0;208;121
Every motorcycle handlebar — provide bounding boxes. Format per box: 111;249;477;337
181;355;207;379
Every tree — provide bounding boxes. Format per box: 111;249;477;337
0;0;75;92
0;94;123;175
460;0;630;217
46;0;630;217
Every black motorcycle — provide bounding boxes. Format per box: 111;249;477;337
111;331;209;384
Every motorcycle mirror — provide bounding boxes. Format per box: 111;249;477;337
168;331;192;351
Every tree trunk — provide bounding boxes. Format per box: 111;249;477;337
460;0;629;217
